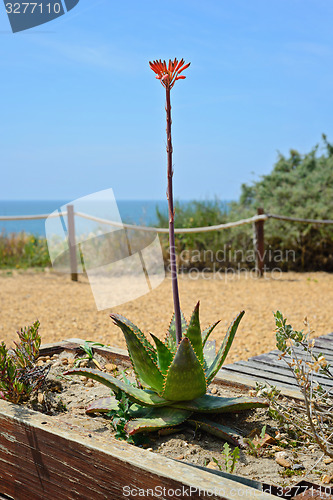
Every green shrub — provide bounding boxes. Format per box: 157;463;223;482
0;232;51;269
155;135;333;272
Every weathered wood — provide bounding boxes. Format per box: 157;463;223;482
67;204;78;282
0;400;273;500
255;207;265;277
236;358;333;389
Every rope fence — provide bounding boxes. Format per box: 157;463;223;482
1;205;332;280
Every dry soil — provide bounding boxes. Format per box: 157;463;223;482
1;269;332;363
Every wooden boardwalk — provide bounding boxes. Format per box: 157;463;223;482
218;332;333;396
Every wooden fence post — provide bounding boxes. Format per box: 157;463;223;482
67;204;78;282
255;207;265;277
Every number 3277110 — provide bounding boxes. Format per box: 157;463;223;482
6;3;62;14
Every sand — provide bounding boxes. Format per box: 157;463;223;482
0;269;332;363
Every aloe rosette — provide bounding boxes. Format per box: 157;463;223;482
65;303;267;442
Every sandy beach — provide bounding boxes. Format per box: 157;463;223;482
0;269;332;363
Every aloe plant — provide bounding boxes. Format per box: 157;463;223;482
65;59;267;441
65;303;267;441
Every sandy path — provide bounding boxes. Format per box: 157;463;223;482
0;270;332;363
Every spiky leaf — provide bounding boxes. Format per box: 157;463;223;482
202;320;220;347
206;311;245;384
165;310;188;352
150;333;173;375
64;368;170;407
172;394;268;413
184;301;204;364
86;396;119;413
187;417;244;447
110;314;157;363
110;319;164;392
125;407;192;435
86;397;147;418
203;340;216;369
162;338;207;401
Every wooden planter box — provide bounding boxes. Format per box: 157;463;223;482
0;340;282;500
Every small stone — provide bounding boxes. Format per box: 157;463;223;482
37;393;44;404
52;361;60;367
44;356;51;361
51;354;59;359
211;387;217;395
36;360;44;366
85;381;94;388
206;461;219;470
323;457;333;465
276;457;292;468
80;376;87;382
321;474;332;484
62;358;68;365
80;360;88;367
105;363;117;372
275;451;288;459
146;448;153;452
38;356;47;362
176;455;184;460
292;464;305;471
260;434;276;447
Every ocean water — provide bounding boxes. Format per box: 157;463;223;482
0;199;231;237
0;200;170;236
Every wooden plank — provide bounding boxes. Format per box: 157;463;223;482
215;369;304;397
0;400;273;500
244;357;333;387
221;363;299;387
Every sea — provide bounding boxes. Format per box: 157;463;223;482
0;199;232;237
0;200;170;236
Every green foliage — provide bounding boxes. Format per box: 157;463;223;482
65;306;267;439
228;135;333;271
156;199;230;271
212;443;240;473
74;341;105;369
244;425;267;457
0;321;48;403
0;232;51;269
155;136;333;272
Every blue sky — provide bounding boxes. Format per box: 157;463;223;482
1;0;333;202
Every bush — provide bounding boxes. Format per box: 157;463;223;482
155;135;333;272
0;232;51;269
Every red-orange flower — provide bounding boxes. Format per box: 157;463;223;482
149;58;190;89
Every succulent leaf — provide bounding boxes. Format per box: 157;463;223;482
162;338;207;401
110;319;164;392
64;368;171;407
171;393;268;413
125;407;192;435
202;320;221;347
187;417;244;447
203;340;216;370
150;333;173;375
184;301;204;364
110;314;157;363
165;310;188;352
86;397;146;418
206;311;245;384
86;396;119;413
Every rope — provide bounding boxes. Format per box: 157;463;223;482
267;213;333;225
0;211;67;221
1;210;332;232
74;211;269;234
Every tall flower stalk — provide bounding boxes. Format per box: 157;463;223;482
149;58;190;344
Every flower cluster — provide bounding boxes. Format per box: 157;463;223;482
149;58;190;89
